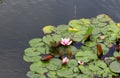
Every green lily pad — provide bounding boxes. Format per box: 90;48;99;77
114;52;120;57
57;68;74;77
76;74;90;78
23;55;41;62
47;59;62;70
52;34;61;42
47;71;57;78
30;61;48;74
67;59;78;67
29;38;42;47
109;61;120;73
43;35;53;45
24;48;41;57
27;71;47;78
79;65;92;75
42;25;55;34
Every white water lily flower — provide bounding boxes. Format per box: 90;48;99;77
61;38;72;46
62;57;69;64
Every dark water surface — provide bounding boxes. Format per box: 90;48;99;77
0;0;120;78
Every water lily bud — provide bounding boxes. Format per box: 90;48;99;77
60;38;72;46
62;57;69;64
117;23;120;28
104;57;109;61
100;35;105;40
78;60;84;65
108;43;113;48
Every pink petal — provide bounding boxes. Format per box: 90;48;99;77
62;57;69;64
78;60;84;65
67;41;72;45
61;41;65;45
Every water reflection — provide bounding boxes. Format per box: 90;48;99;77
94;0;120;22
0;0;120;78
0;0;3;3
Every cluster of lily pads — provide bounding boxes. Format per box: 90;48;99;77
24;14;120;78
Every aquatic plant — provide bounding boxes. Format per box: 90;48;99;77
24;14;120;78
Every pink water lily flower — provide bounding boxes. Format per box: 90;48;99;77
78;60;84;65
62;57;69;64
61;38;72;46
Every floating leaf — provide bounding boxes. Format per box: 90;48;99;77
47;59;62;70
42;25;55;34
114;51;120;57
67;59;78;67
52;34;61;42
109;61;120;73
68;28;79;32
30;62;48;74
23;55;41;62
47;71;57;78
43;35;53;44
79;65;92;75
101;44;109;55
76;74;90;78
57;68;74;77
24;48;41;57
29;38;42;47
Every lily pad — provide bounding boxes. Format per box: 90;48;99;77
30;61;48;74
47;59;62;70
42;25;55;34
109;61;120;73
47;71;57;78
29;38;42;44
27;71;46;78
57;68;74;77
23;55;41;62
43;35;53;45
67;59;78;67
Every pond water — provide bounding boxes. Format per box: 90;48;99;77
0;0;120;78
